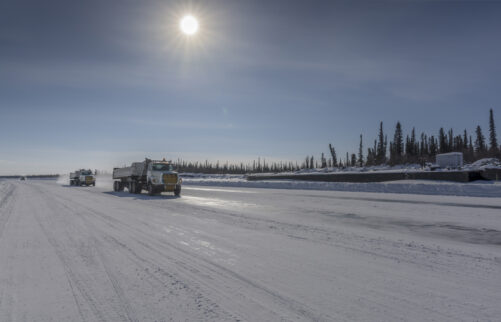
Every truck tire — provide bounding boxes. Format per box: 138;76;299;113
70;180;73;186
174;185;181;196
118;182;125;192
129;182;135;194
147;184;155;196
92;182;96;186
134;183;142;194
113;181;119;192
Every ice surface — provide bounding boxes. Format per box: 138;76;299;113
1;179;500;321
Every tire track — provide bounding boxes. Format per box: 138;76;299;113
38;186;243;321
45;184;333;321
32;184;138;322
0;182;16;240
33;209;106;322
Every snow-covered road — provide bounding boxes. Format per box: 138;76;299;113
1;179;500;321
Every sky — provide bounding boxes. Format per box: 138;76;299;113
1;0;501;174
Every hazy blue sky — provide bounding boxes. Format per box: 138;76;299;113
1;0;500;174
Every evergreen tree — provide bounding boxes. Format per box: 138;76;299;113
463;130;468;150
475;125;486;155
469;136;474;160
358;134;364;167
439;128;447;153
350;154;357;167
329;144;338;167
391;122;403;165
448;128;454;152
429;136;438;157
489;108;499;156
410;127;417;157
376;122;387;164
366;148;375;166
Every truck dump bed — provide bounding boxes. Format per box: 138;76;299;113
113;162;147;179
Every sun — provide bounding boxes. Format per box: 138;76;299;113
180;15;199;35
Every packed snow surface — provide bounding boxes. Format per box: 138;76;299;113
1;179;501;321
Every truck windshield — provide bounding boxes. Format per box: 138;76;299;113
151;163;173;171
81;170;92;175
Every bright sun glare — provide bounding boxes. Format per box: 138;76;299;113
180;15;199;35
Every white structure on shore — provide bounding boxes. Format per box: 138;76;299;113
436;152;463;168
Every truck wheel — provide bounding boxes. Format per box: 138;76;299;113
135;183;142;194
92;182;95;186
113;181;119;192
148;184;155;196
174;185;181;196
70;180;73;186
129;182;135;194
118;182;124;192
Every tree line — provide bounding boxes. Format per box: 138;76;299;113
327;108;499;168
173;109;499;174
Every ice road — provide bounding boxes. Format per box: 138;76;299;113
0;179;500;321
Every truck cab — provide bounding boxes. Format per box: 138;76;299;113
79;169;96;186
147;161;181;196
70;169;96;186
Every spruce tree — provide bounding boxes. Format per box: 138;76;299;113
392;122;403;165
351;154;357;167
489;108;499;156
439;128;447;153
475;125;486;156
329;144;338;167
358;134;364;167
376;122;386;164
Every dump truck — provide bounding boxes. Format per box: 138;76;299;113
112;158;181;196
70;169;96;186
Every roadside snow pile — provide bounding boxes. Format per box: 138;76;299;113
180;173;245;180
180;175;501;197
54;170;501;197
251;159;501;177
265;164;423;176
465;158;501;169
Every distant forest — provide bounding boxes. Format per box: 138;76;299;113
175;109;500;174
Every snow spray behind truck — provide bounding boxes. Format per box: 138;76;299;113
112;158;182;196
70;169;96;186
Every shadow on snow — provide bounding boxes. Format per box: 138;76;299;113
103;191;180;200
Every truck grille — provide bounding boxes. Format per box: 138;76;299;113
85;176;93;183
163;174;177;185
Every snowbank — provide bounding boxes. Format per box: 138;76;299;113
180;174;501;198
54;172;501;197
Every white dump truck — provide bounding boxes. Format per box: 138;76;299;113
112;158;181;196
70;169;96;186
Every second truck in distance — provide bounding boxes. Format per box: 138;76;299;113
112;158;182;196
70;169;96;186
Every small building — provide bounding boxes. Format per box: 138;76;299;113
436;152;463;169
